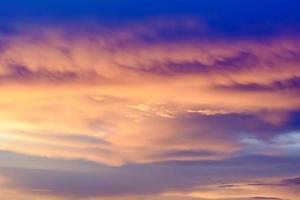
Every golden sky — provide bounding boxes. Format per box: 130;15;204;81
1;1;300;199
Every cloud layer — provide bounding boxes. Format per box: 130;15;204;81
1;1;300;199
0;21;300;166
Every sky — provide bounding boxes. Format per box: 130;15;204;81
0;0;300;199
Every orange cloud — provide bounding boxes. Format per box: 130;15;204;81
0;23;300;166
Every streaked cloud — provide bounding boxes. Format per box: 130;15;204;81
1;151;300;199
0;1;300;199
0;20;300;166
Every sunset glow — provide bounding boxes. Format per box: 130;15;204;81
0;1;300;200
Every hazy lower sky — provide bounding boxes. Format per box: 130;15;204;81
0;1;300;200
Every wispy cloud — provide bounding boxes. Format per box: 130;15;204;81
1;2;300;199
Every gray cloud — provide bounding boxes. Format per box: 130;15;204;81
1;152;300;199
